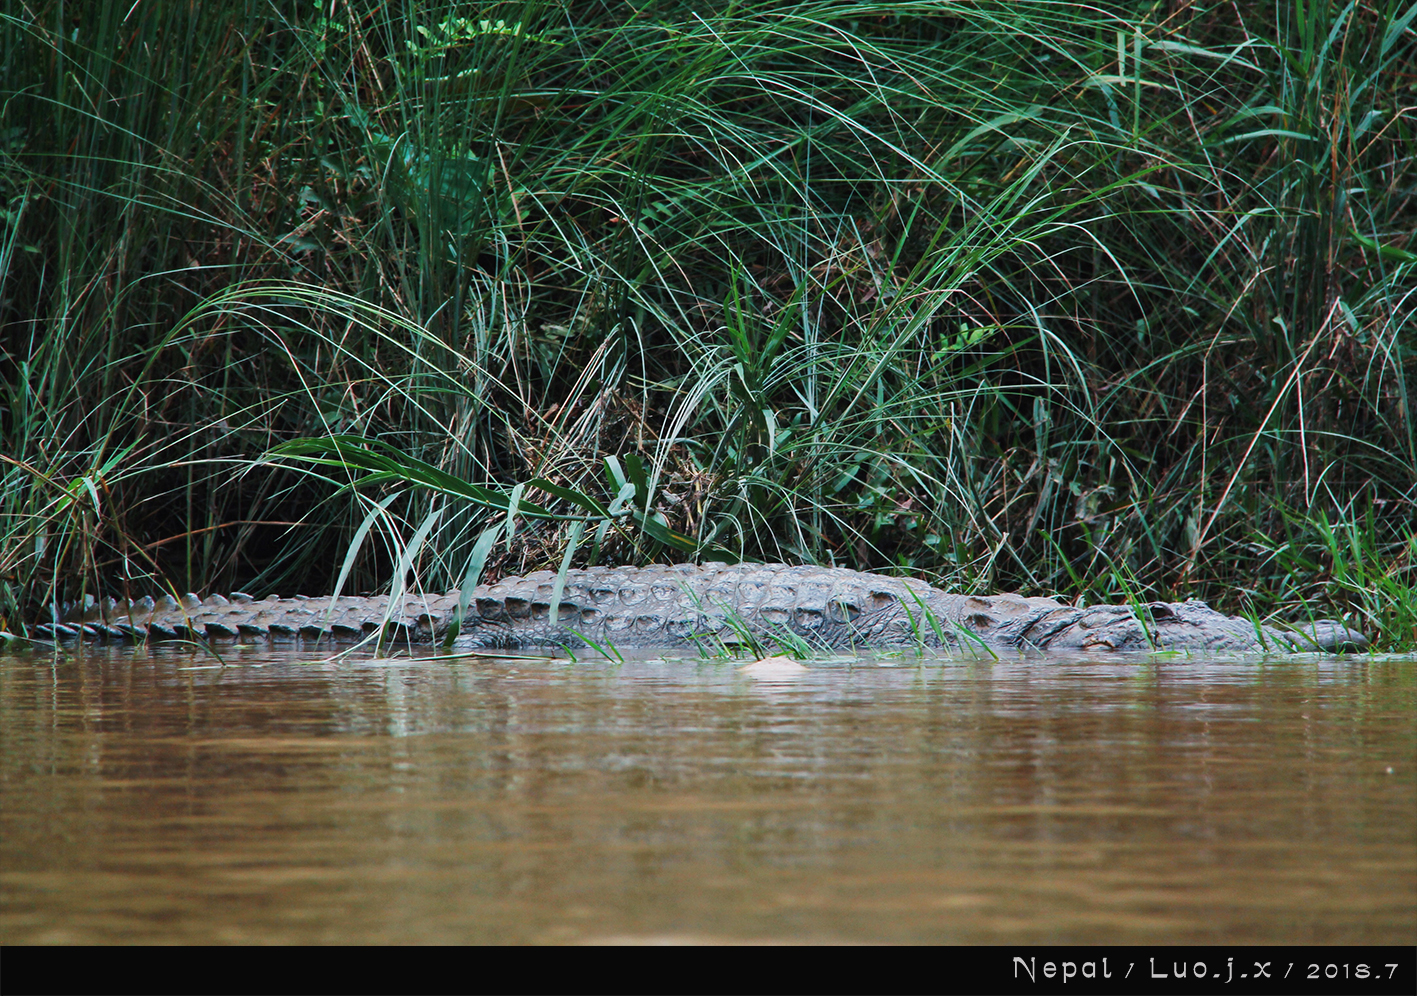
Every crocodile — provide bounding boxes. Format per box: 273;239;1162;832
33;562;1368;655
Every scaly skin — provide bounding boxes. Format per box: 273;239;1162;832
36;562;1369;654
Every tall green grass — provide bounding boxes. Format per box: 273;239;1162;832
2;1;1413;648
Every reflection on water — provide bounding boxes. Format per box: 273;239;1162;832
0;644;1413;944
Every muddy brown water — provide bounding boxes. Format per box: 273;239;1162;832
0;644;1412;945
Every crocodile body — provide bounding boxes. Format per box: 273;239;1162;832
35;563;1367;655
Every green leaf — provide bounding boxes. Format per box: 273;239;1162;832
505;482;524;543
633;510;697;553
446;521;504;649
548;520;586;633
622;453;650;507
271;436;559;518
330;493;401;609
526;478;612;519
1351;230;1417;263
1382;4;1417;57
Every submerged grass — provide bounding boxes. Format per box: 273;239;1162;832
1;1;1413;649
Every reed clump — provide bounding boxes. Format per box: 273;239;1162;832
2;1;1413;649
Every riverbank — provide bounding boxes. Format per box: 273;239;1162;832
2;2;1413;649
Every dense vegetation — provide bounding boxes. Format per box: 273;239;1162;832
2;1;1414;648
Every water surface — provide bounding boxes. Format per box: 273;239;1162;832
1;645;1412;944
